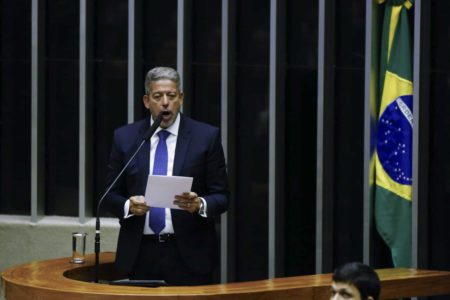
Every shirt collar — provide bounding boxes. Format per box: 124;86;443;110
150;112;180;137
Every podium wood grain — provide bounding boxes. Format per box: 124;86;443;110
2;252;450;299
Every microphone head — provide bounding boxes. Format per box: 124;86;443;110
154;112;164;126
143;112;165;141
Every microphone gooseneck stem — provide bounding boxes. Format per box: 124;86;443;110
94;138;145;283
94;112;163;283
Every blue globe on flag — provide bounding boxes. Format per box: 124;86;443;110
376;95;413;185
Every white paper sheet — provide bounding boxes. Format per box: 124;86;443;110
144;175;193;209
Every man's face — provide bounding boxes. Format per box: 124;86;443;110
330;282;363;300
143;79;184;129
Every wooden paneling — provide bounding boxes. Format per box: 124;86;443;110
2;252;450;299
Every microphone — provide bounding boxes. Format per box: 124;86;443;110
142;112;164;141
94;112;163;283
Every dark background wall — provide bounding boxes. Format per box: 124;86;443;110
1;0;449;288
428;0;450;279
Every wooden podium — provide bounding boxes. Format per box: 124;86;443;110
2;252;450;299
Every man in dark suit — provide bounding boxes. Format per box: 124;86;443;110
104;67;229;285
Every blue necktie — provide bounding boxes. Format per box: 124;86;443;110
149;130;170;234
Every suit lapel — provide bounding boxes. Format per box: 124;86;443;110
173;115;192;176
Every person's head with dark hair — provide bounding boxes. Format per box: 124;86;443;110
330;262;381;300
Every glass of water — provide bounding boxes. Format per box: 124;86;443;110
70;232;87;264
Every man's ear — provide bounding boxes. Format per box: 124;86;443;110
366;296;374;300
179;91;184;105
143;94;150;109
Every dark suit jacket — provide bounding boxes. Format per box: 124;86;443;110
103;114;229;275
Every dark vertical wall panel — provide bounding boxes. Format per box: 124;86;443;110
140;0;177;121
332;0;365;267
428;0;450;294
428;1;450;299
190;0;221;127
142;1;177;69
234;0;270;281
93;0;128;213
139;0;177;120
284;0;318;276
0;0;31;214
45;0;79;216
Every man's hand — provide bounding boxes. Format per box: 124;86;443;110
174;192;201;213
129;196;150;216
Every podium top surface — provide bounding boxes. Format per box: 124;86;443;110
2;252;450;299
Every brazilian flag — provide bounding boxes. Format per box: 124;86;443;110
375;0;414;268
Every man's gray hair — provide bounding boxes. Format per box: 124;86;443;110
144;66;181;95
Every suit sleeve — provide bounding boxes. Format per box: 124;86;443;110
201;128;229;217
